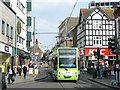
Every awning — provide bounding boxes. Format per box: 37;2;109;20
17;48;30;56
27;47;32;51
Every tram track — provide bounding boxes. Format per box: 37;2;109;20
58;80;80;89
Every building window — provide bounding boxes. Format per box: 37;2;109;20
19;37;21;43
106;2;109;6
10;27;13;39
22;38;24;45
2;20;5;35
94;40;95;44
93;36;102;45
96;3;100;6
91;3;95;6
118;20;120;37
93;20;102;29
6;24;9;37
101;3;104;6
27;41;30;47
17;0;25;13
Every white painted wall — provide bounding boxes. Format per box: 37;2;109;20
0;1;16;47
10;0;27;51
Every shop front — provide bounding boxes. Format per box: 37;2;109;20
16;48;30;67
80;48;116;68
0;42;12;72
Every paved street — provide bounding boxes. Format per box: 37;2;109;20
7;65;115;89
8;74;111;89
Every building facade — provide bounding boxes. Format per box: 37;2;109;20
1;0;32;67
89;1;120;8
0;1;16;72
26;0;32;52
77;7;117;68
58;17;78;47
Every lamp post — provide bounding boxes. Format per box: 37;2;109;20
97;48;100;78
33;17;36;62
114;6;119;86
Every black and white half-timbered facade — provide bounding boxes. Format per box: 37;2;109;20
77;7;116;68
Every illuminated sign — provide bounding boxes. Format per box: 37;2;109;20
80;48;115;56
59;49;76;55
4;46;9;52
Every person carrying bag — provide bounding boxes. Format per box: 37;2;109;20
7;66;16;84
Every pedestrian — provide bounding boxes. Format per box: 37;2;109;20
108;65;112;78
23;65;27;79
17;66;22;76
110;64;115;76
7;66;16;84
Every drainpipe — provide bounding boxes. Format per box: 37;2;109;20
15;14;17;67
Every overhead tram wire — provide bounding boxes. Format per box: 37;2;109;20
35;32;58;34
67;0;78;23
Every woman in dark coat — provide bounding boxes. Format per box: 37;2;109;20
23;65;27;79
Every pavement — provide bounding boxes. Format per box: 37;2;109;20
80;71;120;89
7;72;36;86
7;63;49;88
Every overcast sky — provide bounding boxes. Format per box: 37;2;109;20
31;0;119;52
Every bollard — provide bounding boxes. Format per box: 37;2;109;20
0;67;2;90
2;72;7;89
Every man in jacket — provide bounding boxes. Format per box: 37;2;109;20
23;65;27;79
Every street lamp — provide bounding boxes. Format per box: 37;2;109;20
114;5;119;86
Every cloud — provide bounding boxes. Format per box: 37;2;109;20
35;18;58;32
32;0;76;11
32;0;75;3
32;0;119;51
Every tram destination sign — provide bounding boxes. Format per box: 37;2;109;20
59;49;76;55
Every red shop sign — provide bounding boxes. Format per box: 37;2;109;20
80;48;115;56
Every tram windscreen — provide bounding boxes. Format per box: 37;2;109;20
59;49;76;68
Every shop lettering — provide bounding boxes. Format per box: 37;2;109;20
88;49;96;55
80;48;115;56
88;49;106;55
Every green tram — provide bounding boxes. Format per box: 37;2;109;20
51;47;80;81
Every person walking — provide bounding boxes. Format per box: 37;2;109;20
110;64;115;76
23;65;27;79
108;65;112;78
7;66;16;84
99;65;105;78
17;66;22;76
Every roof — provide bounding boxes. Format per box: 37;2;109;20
58;17;79;29
80;7;115;20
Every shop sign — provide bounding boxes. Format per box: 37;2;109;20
4;46;9;52
0;42;12;55
80;48;115;56
4;45;12;55
17;21;21;35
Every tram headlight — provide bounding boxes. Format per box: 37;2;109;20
58;71;63;75
73;71;78;75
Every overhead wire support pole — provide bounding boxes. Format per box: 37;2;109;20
114;14;119;86
67;0;78;23
33;17;35;62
